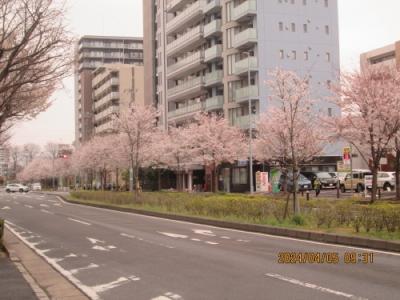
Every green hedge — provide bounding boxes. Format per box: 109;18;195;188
69;191;400;238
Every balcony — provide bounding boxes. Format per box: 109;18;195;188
203;0;221;14
94;105;119;122
166;0;205;34
233;85;259;103
234;113;259;129
166;0;187;13
204;44;223;62
204;96;224;111
234;56;258;76
168;76;205;102
233;28;257;49
204;19;222;38
204;70;223;87
95;120;118;134
232;0;257;22
94;92;119;110
167;51;206;80
168;102;204;120
166;26;204;57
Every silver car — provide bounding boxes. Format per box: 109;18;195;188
5;183;29;193
377;172;395;191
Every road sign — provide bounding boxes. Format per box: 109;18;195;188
343;146;351;166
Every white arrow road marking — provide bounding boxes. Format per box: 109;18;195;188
87;238;105;244
158;232;188;239
265;273;368;300
70;263;99;275
152;292;183;300
1;206;10;210
92;276;140;294
193;229;216;237
68;218;91;226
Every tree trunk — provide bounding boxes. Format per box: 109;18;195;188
213;162;219;193
292;166;300;214
158;169;161;191
283;192;290;219
115;168;119;191
371;164;379;203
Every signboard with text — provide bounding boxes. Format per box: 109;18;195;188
256;171;269;192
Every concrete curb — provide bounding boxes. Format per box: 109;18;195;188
48;192;400;253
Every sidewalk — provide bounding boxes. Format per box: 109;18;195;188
0;251;38;300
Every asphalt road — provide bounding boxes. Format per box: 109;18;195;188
0;192;399;300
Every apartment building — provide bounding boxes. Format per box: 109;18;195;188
360;40;400;71
0;147;9;178
92;64;145;135
143;0;340;129
75;36;144;145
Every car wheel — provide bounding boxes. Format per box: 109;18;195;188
356;184;363;193
340;185;346;193
6;189;10;193
19;189;23;193
383;183;392;192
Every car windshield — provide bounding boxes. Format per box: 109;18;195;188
317;172;333;178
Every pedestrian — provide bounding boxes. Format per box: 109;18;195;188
314;177;321;197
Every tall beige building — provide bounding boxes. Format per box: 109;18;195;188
92;64;145;135
143;0;340;130
75;36;144;145
360;40;400;71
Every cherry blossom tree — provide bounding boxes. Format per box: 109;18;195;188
17;157;52;183
114;103;159;198
329;65;400;202
189;113;247;192
255;69;325;214
22;144;41;166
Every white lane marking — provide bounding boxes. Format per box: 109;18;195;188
1;206;10;210
40;209;54;214
191;238;201;242
92;276;140;294
24;205;33;208
92;245;110;251
157;232;188;239
68;218;91;226
47;200;57;203
40;204;49;207
120;233;175;249
265;273;368;300
53;203;62;207
220;236;231;239
65;253;78;258
56;196;400;256
237;239;250;243
152;292;183;300
205;241;219;245
193;229;216;237
70;263;99;275
87;237;105;244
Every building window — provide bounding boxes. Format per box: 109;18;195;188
292;50;297;60
279;49;284;59
326;52;331;62
303;24;308;33
325;25;330;35
328;108;333;117
324;0;329;7
291;23;296;32
304;51;309;60
233;168;247;184
279;22;284;31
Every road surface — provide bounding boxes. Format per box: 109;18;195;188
0;192;399;300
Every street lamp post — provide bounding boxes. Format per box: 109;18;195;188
243;52;254;194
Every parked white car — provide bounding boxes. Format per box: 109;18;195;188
5;183;29;193
377;172;395;191
31;183;42;191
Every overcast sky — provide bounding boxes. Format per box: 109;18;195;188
9;0;400;146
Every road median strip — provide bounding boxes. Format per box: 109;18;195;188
45;192;400;253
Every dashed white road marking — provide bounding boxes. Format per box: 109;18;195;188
120;233;175;249
53;203;62;207
40;209;54;215
70;263;99;275
205;241;219;245
68;218;91;226
220;236;231;239
193;229;216;237
158;232;188;239
265;273;368;300
1;206;11;210
87;237;105;245
191;238;201;242
237;239;250;243
40;204;49;207
24;205;33;208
